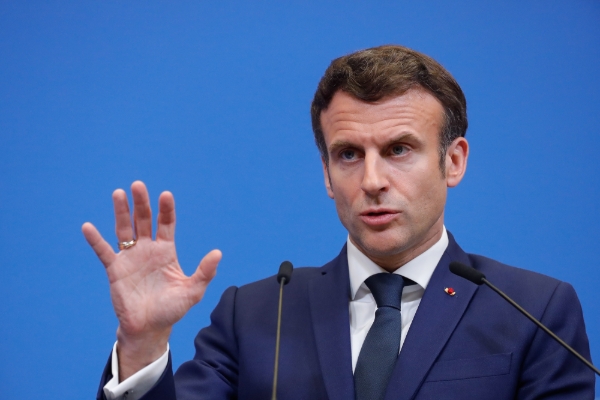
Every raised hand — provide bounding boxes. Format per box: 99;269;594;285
82;181;221;380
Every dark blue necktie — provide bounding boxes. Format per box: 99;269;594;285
354;273;406;400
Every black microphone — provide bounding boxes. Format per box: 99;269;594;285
277;261;293;285
449;261;599;376
449;261;485;285
272;261;294;400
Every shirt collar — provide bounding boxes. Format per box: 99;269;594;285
347;227;449;300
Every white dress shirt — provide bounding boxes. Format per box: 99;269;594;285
348;227;448;371
104;342;169;400
105;228;449;400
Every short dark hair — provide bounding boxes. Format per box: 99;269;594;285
311;45;467;171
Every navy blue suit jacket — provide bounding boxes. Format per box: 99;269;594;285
98;233;595;399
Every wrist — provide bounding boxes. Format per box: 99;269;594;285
116;326;171;381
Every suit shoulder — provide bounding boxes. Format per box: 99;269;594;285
466;253;573;297
236;265;323;293
463;254;586;324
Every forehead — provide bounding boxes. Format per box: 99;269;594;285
320;89;445;146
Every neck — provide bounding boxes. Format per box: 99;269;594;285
351;222;444;273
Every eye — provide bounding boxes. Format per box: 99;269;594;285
391;145;407;155
340;149;356;160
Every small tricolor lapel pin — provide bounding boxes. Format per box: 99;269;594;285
444;287;456;296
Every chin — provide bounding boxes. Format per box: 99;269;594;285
354;230;411;259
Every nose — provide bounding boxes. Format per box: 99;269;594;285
361;152;389;196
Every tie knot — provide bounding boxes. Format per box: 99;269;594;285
364;273;405;310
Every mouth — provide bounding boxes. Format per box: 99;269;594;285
359;209;400;226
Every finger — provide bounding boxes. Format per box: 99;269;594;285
131;181;153;238
189;249;222;301
156;191;176;242
82;222;116;267
113;189;134;243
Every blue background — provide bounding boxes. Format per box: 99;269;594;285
1;1;599;398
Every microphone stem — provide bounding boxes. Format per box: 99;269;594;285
482;278;600;376
271;278;286;400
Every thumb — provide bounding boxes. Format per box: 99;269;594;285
191;249;222;288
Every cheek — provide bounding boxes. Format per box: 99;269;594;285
332;187;358;214
332;195;355;233
396;169;446;211
416;180;447;219
329;171;360;205
329;183;361;226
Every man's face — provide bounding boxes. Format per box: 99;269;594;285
320;89;468;270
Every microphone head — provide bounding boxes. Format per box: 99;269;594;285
277;261;294;285
449;262;486;285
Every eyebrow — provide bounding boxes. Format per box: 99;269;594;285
328;132;421;155
328;140;355;155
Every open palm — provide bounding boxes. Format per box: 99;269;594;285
82;181;221;378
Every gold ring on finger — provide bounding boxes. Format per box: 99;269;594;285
118;239;137;250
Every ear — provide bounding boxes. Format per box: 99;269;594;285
445;137;469;188
321;158;335;199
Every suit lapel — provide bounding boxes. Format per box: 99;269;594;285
385;233;478;400
309;245;355;400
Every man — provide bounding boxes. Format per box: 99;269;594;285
83;45;595;399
